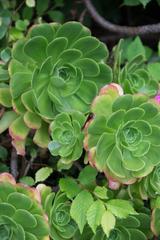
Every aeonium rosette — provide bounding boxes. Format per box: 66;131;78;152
84;83;160;185
129;164;160;200
0;173;49;240
37;184;78;240
48;111;86;168
3;21;112;155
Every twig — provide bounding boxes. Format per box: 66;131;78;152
23;156;36;176
79;9;87;23
10;148;18;179
83;0;160;35
14;0;25;14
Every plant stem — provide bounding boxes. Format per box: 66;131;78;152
10;148;18;179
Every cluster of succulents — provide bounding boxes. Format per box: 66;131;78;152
113;39;158;97
1;20;160;240
0;173;49;240
84;83;160;185
48;111;86;168
0;21;112;156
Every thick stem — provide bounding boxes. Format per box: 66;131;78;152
83;0;160;35
10;148;18;179
23;156;36;176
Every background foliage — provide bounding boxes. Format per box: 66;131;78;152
0;0;160;239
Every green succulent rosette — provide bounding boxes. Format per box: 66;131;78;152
84;83;160;184
129;165;160;200
0;6;11;40
0;173;49;240
38;185;78;240
3;21;112;155
48;111;86;168
113;40;158;97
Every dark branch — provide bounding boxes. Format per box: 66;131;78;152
10;148;18;179
83;0;160;35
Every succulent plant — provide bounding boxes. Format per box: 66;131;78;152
84;83;160;185
0;21;112;155
48;111;86;168
129;165;160;200
0;173;49;240
38;185;78;240
113;39;158;97
0;6;11;39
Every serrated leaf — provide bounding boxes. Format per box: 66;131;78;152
35;167;53;183
87;200;105;233
101;210;116;237
78;166;97;186
126;36;146;61
93;186;109;200
70;190;94;233
106;199;137;219
59;177;81;199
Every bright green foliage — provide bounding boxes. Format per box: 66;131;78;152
35;167;53;183
42;188;78;240
0;173;49;240
1;21;111;155
32;166;153;239
58;168;143;239
151;208;160;236
49;111;86;167
74;207;151;240
71;190;94;233
9;21;110;117
129;165;160;199
84;83;160;184
0;7;11;39
113;39;158;97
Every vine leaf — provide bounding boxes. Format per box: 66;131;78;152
101;210;116;237
59;177;81;199
35;167;53;183
70;190;94;233
87;200;105;233
106;199;137;219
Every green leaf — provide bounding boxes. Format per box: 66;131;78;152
15;19;29;31
139;0;151;7
19;176;35;186
106;199;137;219
0;111;18;134
123;0;141;6
35;167;53;183
101;210;116;237
93;186;109;200
126;37;146;61
0;47;11;62
70;190;94;233
78;166;97;187
148;63;160;82
59;177;81;199
36;0;49;15
87;200;105;233
48;10;64;23
25;0;35;7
